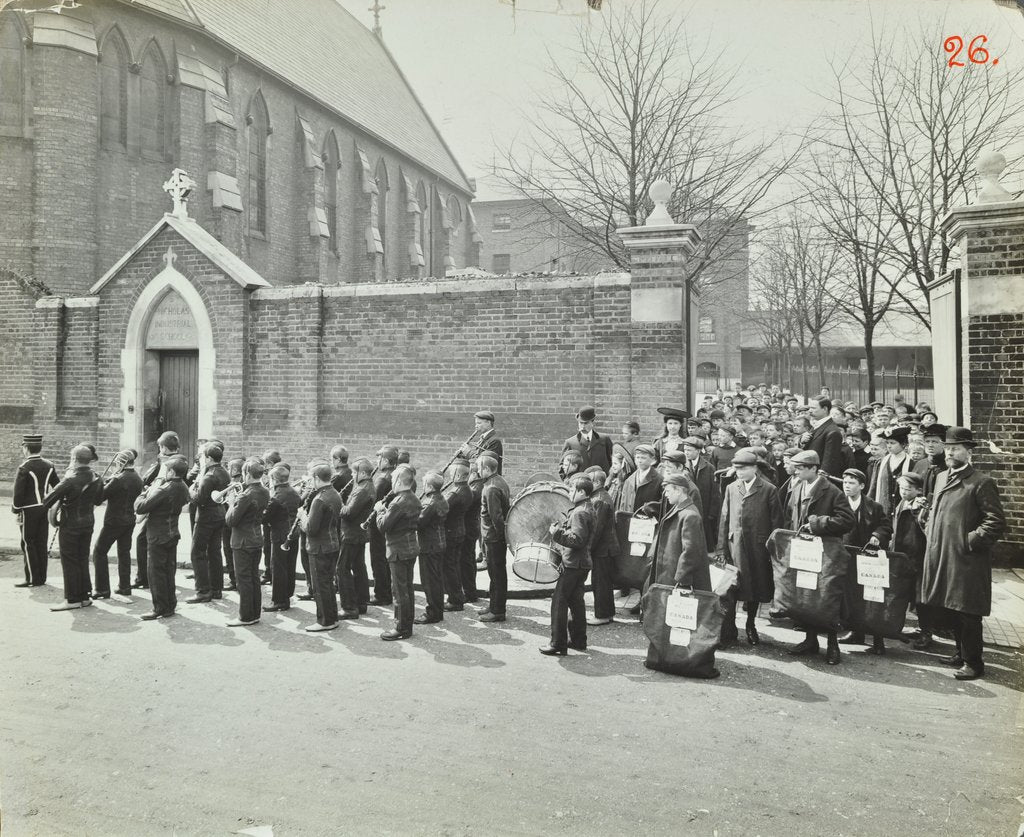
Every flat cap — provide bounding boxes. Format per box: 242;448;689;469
661;449;688;465
634;443;657;458
731;447;760;466
681;435;706;450
843;468;867;484
790;450;820;466
474;410;495;423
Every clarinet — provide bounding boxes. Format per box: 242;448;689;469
281;484;324;550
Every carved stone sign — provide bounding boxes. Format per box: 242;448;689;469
146;289;198;349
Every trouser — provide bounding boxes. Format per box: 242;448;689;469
721;597;759;637
351;543;370;607
262;525;273;580
590;550;616;619
92;519;134;594
18;507;49;585
336;542;362;614
551;567;589;649
419;550;444;620
233;545;262;622
188;503;197;536
947;608;984;670
147;538;178;615
59;526;93;604
443;536;465;605
916;602;940;634
704;519;718;553
190;518;224;597
135;530;149;586
389;557;415;634
369;529;392;602
460;534;480;601
221;526;235;586
484;539;507;615
270;539;297;606
309;550;340;626
299;535;312;594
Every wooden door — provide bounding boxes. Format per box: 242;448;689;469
158;351;199;460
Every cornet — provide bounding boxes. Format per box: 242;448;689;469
211;482;244;504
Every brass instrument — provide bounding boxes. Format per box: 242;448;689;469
211;482;244;504
100;450;132;483
281;481;320;551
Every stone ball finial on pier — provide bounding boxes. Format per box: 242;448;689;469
974;150;1013;205
645;179;675;226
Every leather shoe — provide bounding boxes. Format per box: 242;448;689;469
380;629;411;641
224;583;238;592
444;603;464;612
358;605;368;614
227;618;260;627
479;612;506;622
414;615;442;624
140;611;161;620
866;638;886;655
262;603;289;612
14;582;31;588
745;624;760;646
767;608;788;620
940;653;964;667
132;581;148;590
826;637;841;665
568;642;588;652
114;588;132;596
186;596;212;604
369;597;393;606
587;616;613;626
305;622;337;632
296;593;315;601
790;638;820;656
339;611;360;620
51;601;84;611
539;645;567;656
953;664;983;680
91;591;111;600
838;631;866;645
211;592;223;600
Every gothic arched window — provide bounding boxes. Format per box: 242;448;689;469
375;158;389;274
247;91;269;235
0;15;25;133
99;27;129;149
139;42;168;157
322;131;340;254
416;181;429;272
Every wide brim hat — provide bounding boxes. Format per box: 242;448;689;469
944;426;978;447
884;426;911;445
612;441;636;471
657;406;691;422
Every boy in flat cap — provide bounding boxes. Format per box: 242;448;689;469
462;410;503;474
12;433;59;587
563;406;613;473
913;423;948;499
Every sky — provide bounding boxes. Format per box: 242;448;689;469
336;0;1024;199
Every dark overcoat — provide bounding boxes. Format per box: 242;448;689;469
563;431;613;473
718;474;783;603
842;496;892;550
920;465;1005;616
649;498;711;590
804;418;846;477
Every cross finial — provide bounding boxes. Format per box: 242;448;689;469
162;168;197;218
368;0;385;37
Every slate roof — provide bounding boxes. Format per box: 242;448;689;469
130;0;473;193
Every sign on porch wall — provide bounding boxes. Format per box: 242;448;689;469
145;289;199;350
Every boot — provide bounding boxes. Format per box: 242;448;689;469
825;632;841;665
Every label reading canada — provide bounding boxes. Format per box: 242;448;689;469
628;517;657;544
796;570;818;590
863;585;885;603
789;537;824;573
669;627;692;647
857;552;890;588
665;592;699;631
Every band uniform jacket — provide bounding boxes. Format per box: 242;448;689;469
376;489;422;561
134;476;190;546
366;468;393;535
338;477;374;544
193;463;230;524
615;467;662;515
804;418;846;477
464;476;484;540
920;464;1006;616
262;482;302;546
913;453;947;500
43;465;104;531
550;499;596;570
562;430;613;473
480;474;510;544
477;429;504;474
788;476;856;538
12;455;58;511
101;467;144;526
331;465;353;495
650;497;712;590
443;482;472;544
842;495;893;550
718;473;784;603
588;486;620;560
225;483;271;551
417;489;449;554
303;485;342;556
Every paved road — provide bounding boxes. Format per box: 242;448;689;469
1;554;1022;837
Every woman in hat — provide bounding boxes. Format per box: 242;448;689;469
654;407;690;461
868;426;911;515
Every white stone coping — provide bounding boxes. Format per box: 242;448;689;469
64;296;100;308
251;272;631;301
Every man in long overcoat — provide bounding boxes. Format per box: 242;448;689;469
920;427;1005;680
648;473;711;591
717;448;784;645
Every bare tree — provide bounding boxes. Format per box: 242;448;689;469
819;21;1024;327
491;0;799;288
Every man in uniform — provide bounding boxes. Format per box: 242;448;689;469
134;454;191;620
261;464;303;613
563;406;613;473
477;454;510;623
416;471;449;624
375;466;422;640
442;462;472;611
91;448;143;598
134;431;181;590
302;463;343;632
11;433;58;587
43;444;104;610
336;457;375;617
186;442;230;604
920;427;1006;680
462;410;503;474
260;450;282;584
367;445;398;606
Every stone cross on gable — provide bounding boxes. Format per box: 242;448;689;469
163;168;197;218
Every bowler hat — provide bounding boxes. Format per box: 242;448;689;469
474;410;495;423
709;409;726;420
732;448;759;466
576;406;597;422
657;406;690;422
944;426;978;447
790;450;820;467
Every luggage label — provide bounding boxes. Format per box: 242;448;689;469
665;590;699;631
789;536;824;573
628;517;656;544
856;551;890;588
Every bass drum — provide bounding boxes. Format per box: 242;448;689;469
506;481;572;584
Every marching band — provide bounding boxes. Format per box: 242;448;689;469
8;388;1009;681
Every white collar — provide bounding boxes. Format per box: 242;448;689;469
847;494;862;510
811;415;830;429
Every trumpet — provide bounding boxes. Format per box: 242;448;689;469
211;482;244;504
